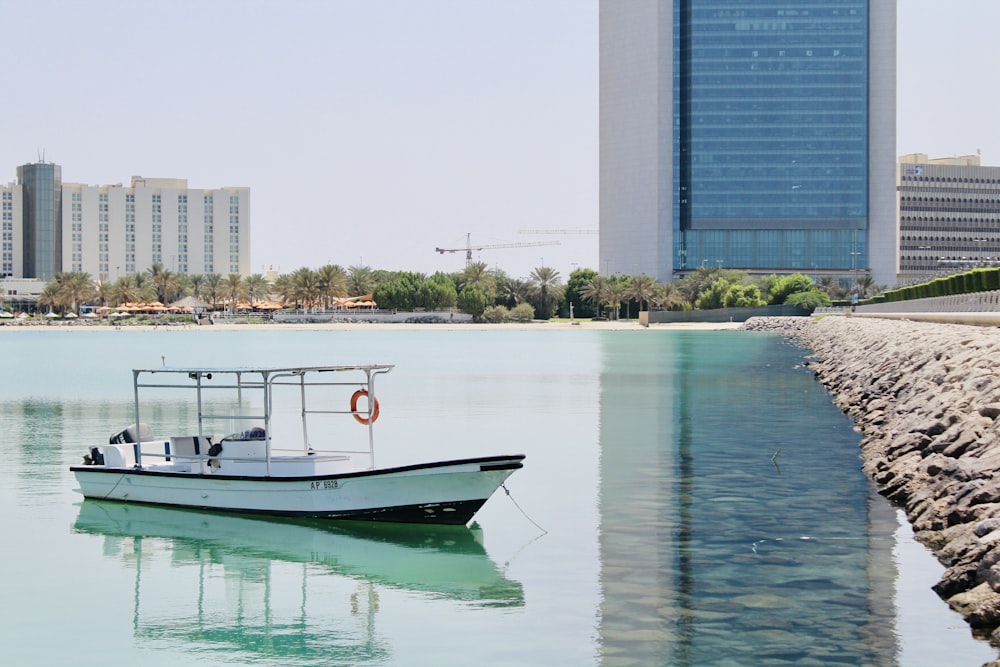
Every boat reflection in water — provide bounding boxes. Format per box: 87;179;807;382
74;500;524;663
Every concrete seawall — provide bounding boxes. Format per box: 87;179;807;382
743;315;1000;653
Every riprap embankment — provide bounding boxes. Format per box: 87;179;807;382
743;315;1000;653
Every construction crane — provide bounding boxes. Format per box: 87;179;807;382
435;233;560;267
518;228;598;235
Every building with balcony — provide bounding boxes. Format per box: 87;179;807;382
898;153;1000;285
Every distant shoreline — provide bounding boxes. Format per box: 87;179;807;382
0;319;743;332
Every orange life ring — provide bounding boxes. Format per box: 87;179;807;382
350;389;380;425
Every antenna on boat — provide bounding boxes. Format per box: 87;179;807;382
161;354;165;367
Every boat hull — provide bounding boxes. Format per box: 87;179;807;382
70;455;524;525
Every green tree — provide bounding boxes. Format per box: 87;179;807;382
224;274;247;311
417;273;458;310
624;274;657;312
651;282;690;311
695;278;732;310
244;274;270;307
289;267;320;311
722;283;766;308
372;272;425;311
347;265;376;297
768;273;815;305
187;274;206;301
59;272;97;313
528;266;564;320
579;275;610;318
785;289;832;310
147;263;182;304
816;275;845;299
111;273;155;306
460;262;497;303
678;266;722;303
855;274;877;299
201;273;224;311
316;264;348;309
499;277;532;309
604;276;629;320
565;268;598;318
457;285;489;320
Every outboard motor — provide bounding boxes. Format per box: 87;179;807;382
109;423;154;445
83;447;105;466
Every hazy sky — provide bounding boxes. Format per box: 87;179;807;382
0;1;994;280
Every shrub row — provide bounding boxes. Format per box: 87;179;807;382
881;268;1000;303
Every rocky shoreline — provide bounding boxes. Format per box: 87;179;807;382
743;315;1000;659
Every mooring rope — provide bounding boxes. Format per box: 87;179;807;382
501;482;547;535
103;472;128;500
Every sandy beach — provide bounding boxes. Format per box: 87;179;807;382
0;319;745;332
167;320;744;332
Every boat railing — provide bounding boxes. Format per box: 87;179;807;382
134;449;353;465
127;365;392;472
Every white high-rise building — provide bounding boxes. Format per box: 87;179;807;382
1;182;24;278
62;176;250;281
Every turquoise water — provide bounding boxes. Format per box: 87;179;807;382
0;327;995;666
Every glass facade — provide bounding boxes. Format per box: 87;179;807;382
673;1;869;271
17;162;62;281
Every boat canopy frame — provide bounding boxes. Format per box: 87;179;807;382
129;364;395;474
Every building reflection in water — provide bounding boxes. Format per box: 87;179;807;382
596;331;899;665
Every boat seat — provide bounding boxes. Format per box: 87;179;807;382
169;435;213;458
103;443;137;468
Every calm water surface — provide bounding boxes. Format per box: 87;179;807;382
0;327;995;666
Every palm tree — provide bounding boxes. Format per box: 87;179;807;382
347;265;376;297
147;263;181;304
290;267;320;311
58;272;97;314
500;278;531;308
111;275;139;306
528;266;564;320
316;264;348;309
625;274;657;312
187;274;206;301
605;280;628;320
651;282;689;311
855;274;877;299
38;282;60;314
224;274;246;311
272;273;295;307
202;274;224;311
95;280;114;308
244;274;270;308
461;262;497;296
580;276;609;318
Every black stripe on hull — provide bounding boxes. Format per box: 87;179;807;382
79;496;489;526
70;454;525;483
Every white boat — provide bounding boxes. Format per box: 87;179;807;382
70;364;525;525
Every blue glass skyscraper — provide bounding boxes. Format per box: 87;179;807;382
600;1;896;286
17;161;63;281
